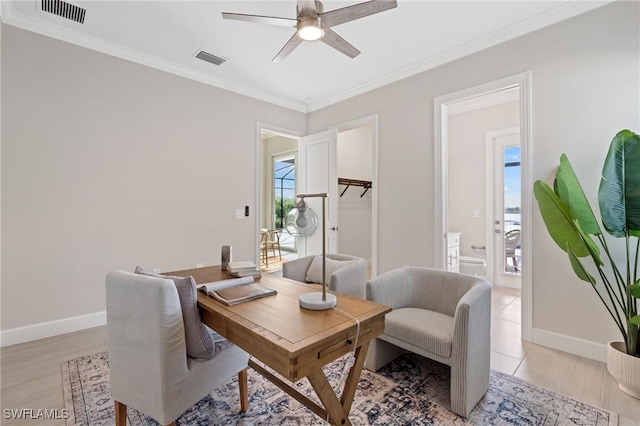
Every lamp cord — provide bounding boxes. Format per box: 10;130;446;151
331;306;360;402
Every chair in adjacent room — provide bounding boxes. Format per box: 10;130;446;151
364;267;491;417
106;270;250;426
260;229;282;268
504;229;521;272
282;253;368;298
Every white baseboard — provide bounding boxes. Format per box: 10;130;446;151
0;311;107;348
532;328;607;363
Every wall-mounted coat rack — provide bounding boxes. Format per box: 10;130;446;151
338;178;372;198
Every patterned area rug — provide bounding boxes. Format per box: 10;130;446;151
62;351;617;426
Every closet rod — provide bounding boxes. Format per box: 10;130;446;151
338;178;372;198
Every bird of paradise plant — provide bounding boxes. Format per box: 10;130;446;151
534;129;640;357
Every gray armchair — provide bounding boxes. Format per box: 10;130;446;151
365;267;491;418
106;271;249;425
282;253;368;298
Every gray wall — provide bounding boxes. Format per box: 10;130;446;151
1;24;305;330
307;2;639;348
448;101;520;259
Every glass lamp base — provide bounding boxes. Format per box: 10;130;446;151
299;292;337;310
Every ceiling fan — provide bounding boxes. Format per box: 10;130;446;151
222;0;398;62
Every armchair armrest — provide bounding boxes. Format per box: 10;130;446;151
329;260;367;298
282;255;315;282
450;280;491;416
365;268;415;309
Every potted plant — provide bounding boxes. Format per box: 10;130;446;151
534;129;640;399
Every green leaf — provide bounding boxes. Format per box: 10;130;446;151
556;154;601;235
574;219;603;265
630;280;640;298
630;314;640;326
599;130;640;238
534;180;590;256
567;243;597;285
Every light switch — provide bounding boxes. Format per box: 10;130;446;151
235;208;245;219
473;209;480;218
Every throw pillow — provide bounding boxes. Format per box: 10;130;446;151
305;256;357;285
134;266;230;359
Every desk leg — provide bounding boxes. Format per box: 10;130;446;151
307;342;370;426
308;370;351;426
340;342;370;414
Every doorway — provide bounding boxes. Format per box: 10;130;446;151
434;72;532;341
256;125;303;270
257;117;378;276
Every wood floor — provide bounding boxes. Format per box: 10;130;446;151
1;285;638;425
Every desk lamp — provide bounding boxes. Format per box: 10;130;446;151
285;192;337;310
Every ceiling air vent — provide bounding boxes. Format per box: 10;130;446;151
195;50;226;66
41;0;86;24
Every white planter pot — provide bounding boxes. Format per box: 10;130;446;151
607;341;640;399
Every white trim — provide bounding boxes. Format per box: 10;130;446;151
434;71;533;342
307;2;610;112
1;1;610;113
519;73;534;342
0;5;306;113
255;123;304;266
433;100;448;270
532;328;607;363
329;114;379;277
0;311;106;348
449;87;519;115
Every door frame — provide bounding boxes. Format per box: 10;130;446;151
485;127;521;288
433;72;533;341
329;114;379;278
255;123;304;266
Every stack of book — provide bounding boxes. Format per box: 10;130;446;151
227;260;261;278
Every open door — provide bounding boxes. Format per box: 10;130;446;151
297;129;339;257
490;130;521;288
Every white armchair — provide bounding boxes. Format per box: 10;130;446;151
282;253;368;298
106;270;250;426
365;267;491;418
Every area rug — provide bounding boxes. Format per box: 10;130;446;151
62;352;617;426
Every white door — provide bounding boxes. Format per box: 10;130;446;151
489;130;521;288
297;129;339;257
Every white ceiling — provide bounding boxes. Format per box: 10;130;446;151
1;1;610;112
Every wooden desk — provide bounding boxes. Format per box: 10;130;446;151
166;266;391;425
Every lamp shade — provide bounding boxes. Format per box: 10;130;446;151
285;199;318;237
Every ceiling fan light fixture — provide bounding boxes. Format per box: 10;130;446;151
297;19;324;41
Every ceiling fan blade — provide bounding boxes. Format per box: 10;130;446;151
272;33;303;62
222;12;296;27
321;0;397;27
321;28;360;59
297;0;318;15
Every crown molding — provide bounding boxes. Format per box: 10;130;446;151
1;1;611;114
306;1;611;112
0;4;307;113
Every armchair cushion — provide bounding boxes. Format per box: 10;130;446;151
383;307;454;358
135;266;229;360
305;255;357;285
